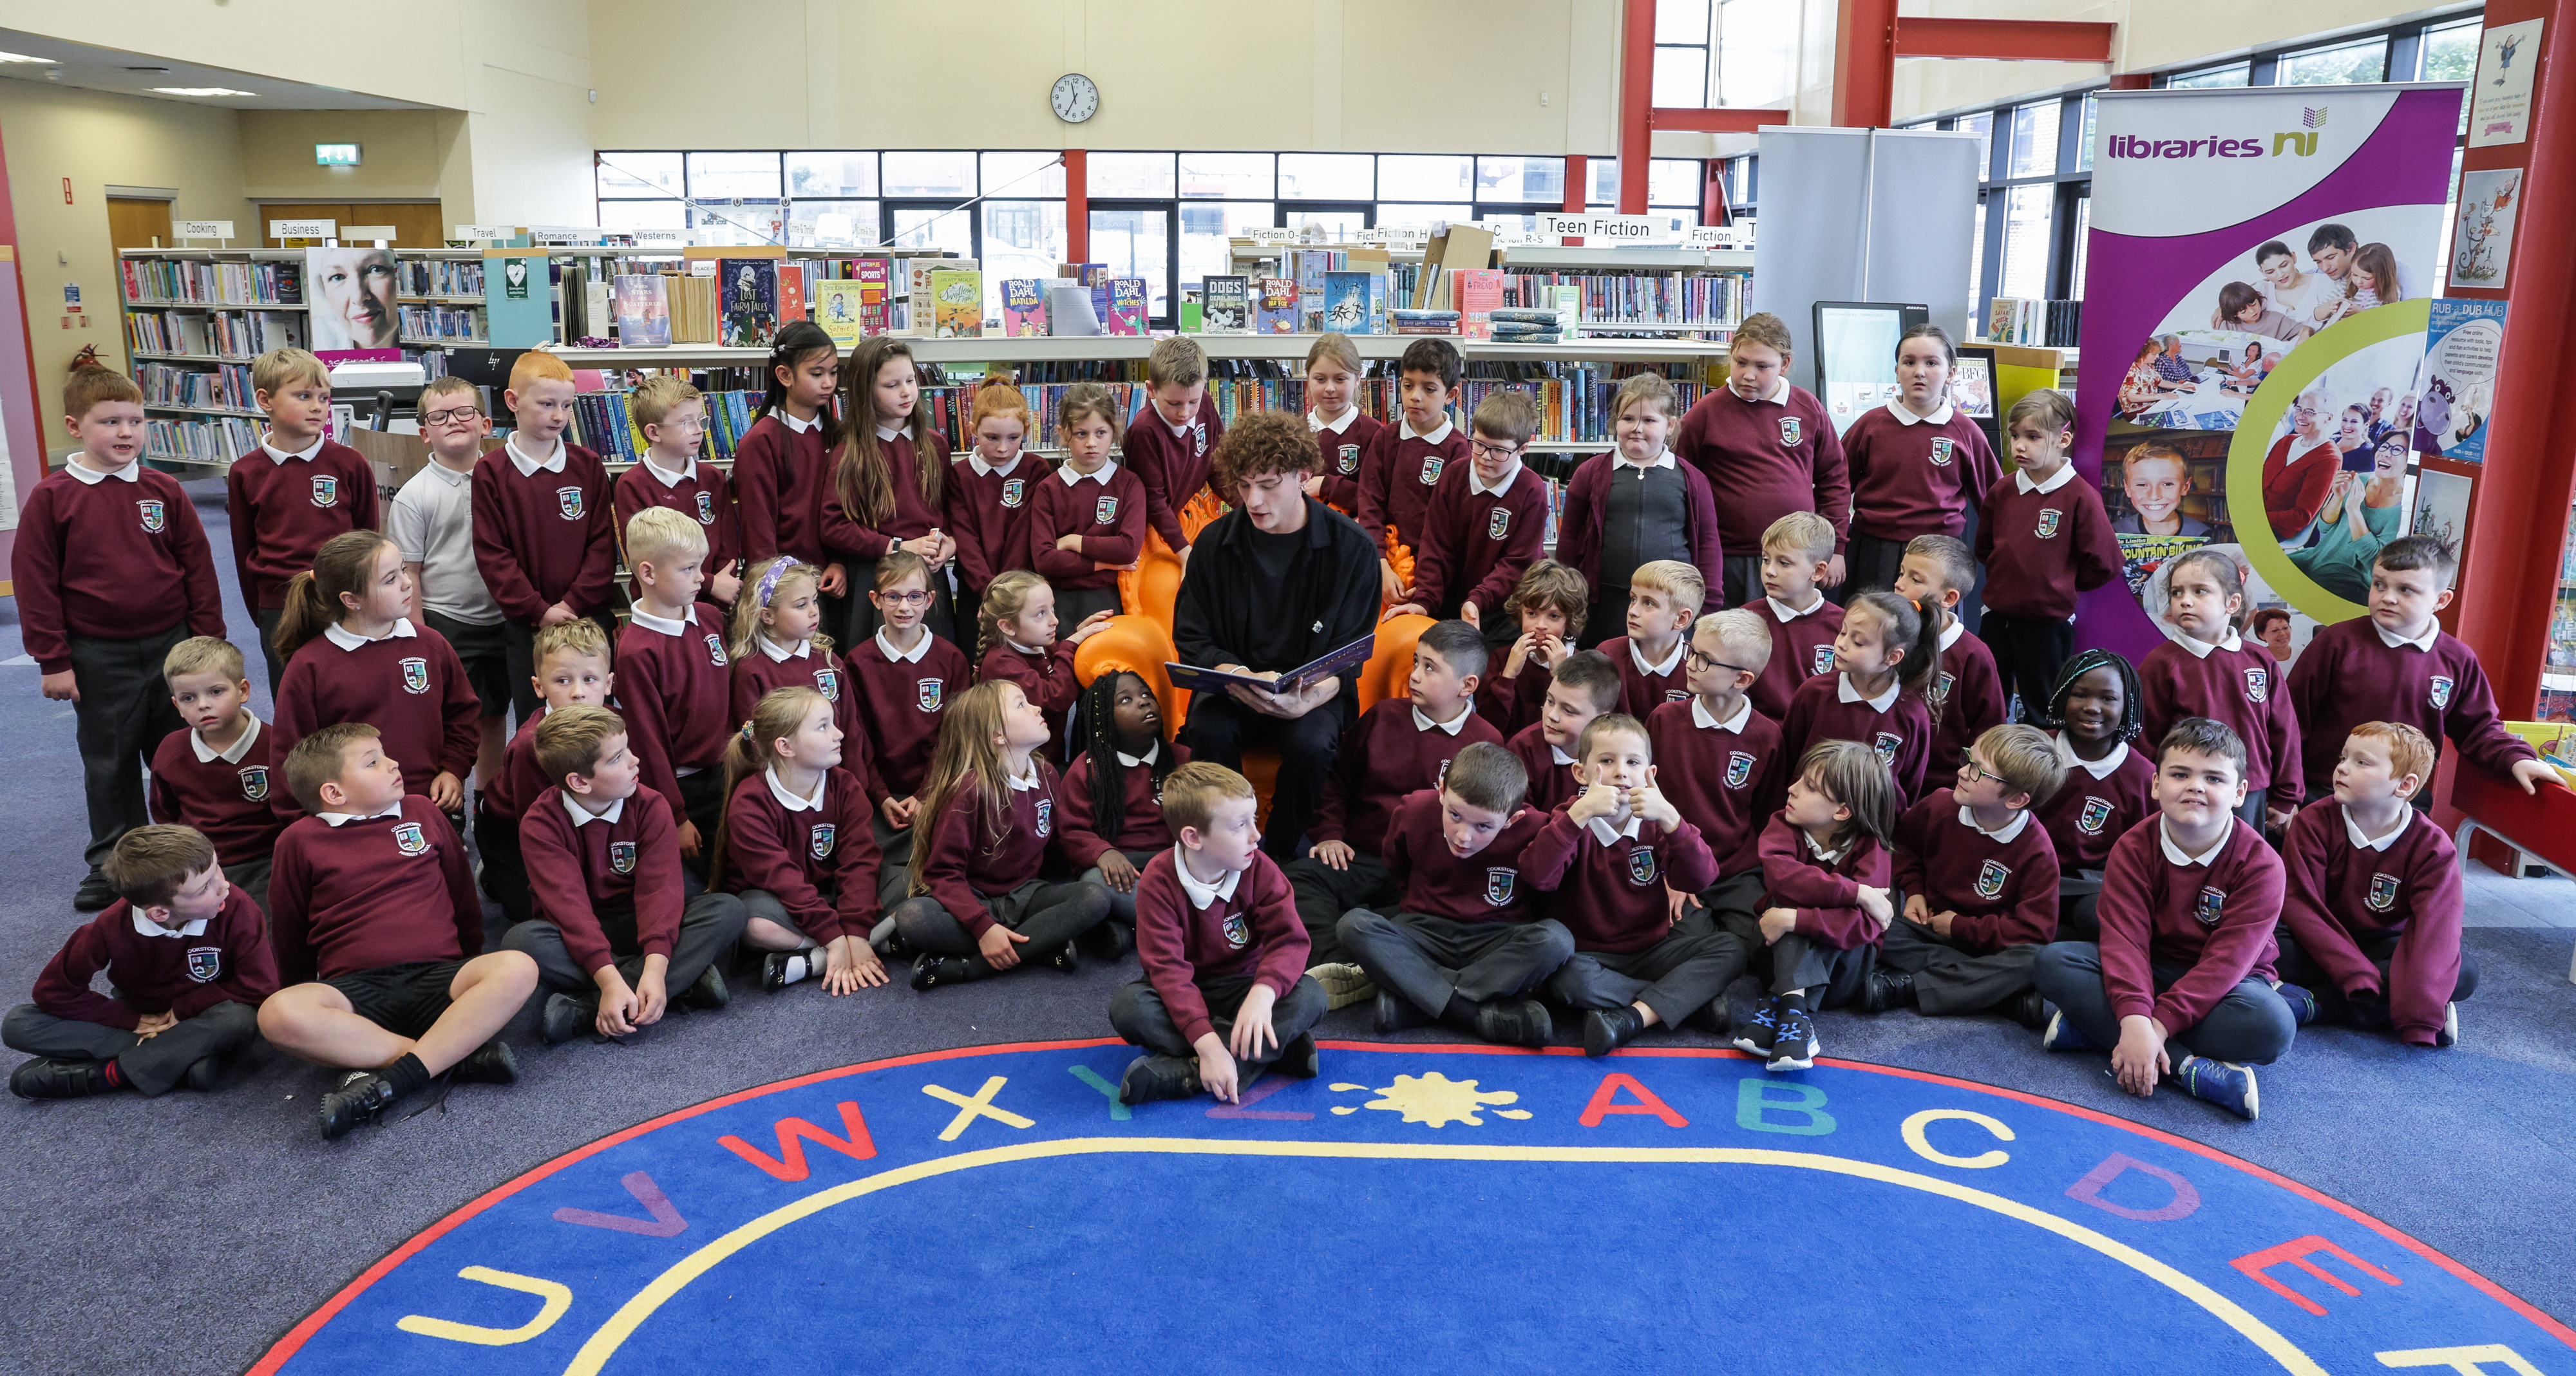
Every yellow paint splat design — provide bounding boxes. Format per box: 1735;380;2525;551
1351;1071;1533;1128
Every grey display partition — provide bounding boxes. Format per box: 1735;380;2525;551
1749;126;1983;368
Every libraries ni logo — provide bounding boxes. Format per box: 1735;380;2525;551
2105;107;2326;160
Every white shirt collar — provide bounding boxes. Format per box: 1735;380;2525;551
322;617;420;652
1616;447;1676;471
1551;743;1577;766
779;410;822;435
1309;407;1358;435
190;715;263;765
64;456;142;484
1003;637;1045;657
1115;741;1160;770
1958;804;2032;844
1412;706;1470;737
765;766;827;813
2174;628;2242;658
561;792;627;827
1003;762;1043;791
1172;845;1244;909
759;634;812;663
1401;417;1456;446
318;798;406;827
506;433;565;476
1742;377;1790;407
967;451;1023;479
1629;636;1684;679
2016;462;2076;495
628;602;699;637
417;458;474;489
1692;695;1751;733
2054;732;2130;780
1466;460;1523;498
1766;593;1824;622
2157;817;2231;867
1836;672;1899;713
640;451;697;487
1802;829;1848;864
1886;398;1956;426
1585;814;1645;846
263;433;326;464
875;422;904;442
132;910;209;938
2343;802;2415;853
1938;619;1964;654
1164;411;1198;439
2374;619;2439;652
1059;458;1119;487
875;628;931;664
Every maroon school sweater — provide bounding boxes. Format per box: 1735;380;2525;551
1475;655;1554;738
1781;672;1936;802
269;796;480;984
616;603;735;817
823;429;950;561
1757;815;1895;950
948;453;1048;594
1124;396;1225;551
2280;800;2463;1044
1057;742;1189;869
1892;790;2063;952
1603;634;1691;718
149;719;289;868
719;766;881;942
2037;736;2157;873
1744;595;1844;721
2285;617;2539;799
979;639;1084;747
225;440;381;611
730;413;834;567
1976;466;2122;621
2096;816;2283;1035
12;463;225;671
1358;420;1470;556
32;886;277;1028
470;440;618;622
1841;403;2002;542
1648;696;1786;878
1506;723;1584;816
486;707;552;825
1522;806;1718;952
914;762;1068;937
1551;452;1726;614
1133;848;1309;1044
1309;699;1505;854
1312;410;1388;514
614;456;737;580
2139;633;2302;814
1671;383;1850;553
847;630;971;804
520;785;685;973
270;621;481;811
1380;787;1546;923
730;637;867;775
1930;623;2011;774
1405;462;1549;621
1027;462;1146;592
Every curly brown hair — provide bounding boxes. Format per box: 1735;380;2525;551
1211;410;1317;493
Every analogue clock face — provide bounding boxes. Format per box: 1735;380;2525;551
1051;72;1098;124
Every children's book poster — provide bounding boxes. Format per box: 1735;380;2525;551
928;269;983;338
2416;298;2505;464
2074;82;2464;653
813;279;866;346
1109;278;1147;337
1321;272;1369;334
2448;168;2519;288
612;274;672;348
720;258;779;348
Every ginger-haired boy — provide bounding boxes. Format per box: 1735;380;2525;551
473;348;618;721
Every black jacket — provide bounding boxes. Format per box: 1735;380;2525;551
1173;498;1381;697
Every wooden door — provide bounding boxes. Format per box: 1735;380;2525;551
261;202;445;247
106;196;173;249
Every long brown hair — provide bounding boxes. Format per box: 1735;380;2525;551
707;684;831;889
833;337;942;528
908;680;1018;896
1797;739;1900;854
274;529;398;661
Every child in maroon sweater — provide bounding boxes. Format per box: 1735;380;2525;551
2034;719;2293;1120
1732;740;1900;1071
732;323;844;589
1026;381;1144;625
846;553;972;905
948;379;1047;612
1893;536;2008;769
501;706;749;1044
5;826;273;1099
1476;560;1587;735
2276;723;2472;1047
617;509;737;869
473;350;619;722
1303;333;1384;517
1975;390;2120;721
1508;650;1620;816
1598;559;1700;716
2138;549;2302;827
1875;725;2065;1024
151;637;286;913
270;530;481;819
1060;670;1188;941
16;364;227;910
1127;336;1228;559
1651;609;1787;930
728;558;867;764
824;337;960;646
1336;745;1567;1047
1388;390;1549;631
889;682;1112;988
226;348;379;688
480;620;614;928
2036;651;2157;942
613;376;742;607
1553;373;1725;647
257;724;537;1140
1744;513;1844;720
974;571;1115;752
1358;339;1468;605
1781;589;1941;803
1838;325;2001;595
714;686;887;996
1671;314;1849;607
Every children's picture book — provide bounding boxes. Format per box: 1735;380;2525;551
1367;272;1390;335
776;264;806;325
928;269;984;338
813;279;867;346
1322;271;1371;335
612;274;671;348
1166;631;1376;695
1003;279;1048;337
720;258;780;348
1109;278;1147;336
1450;269;1504;340
1292;249;1334;332
1256;278;1300;334
1202;275;1251;334
853;258;892;336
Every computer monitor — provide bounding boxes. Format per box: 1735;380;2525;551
1812;301;1929;435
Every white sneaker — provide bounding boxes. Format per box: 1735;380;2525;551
2436;1001;2460;1049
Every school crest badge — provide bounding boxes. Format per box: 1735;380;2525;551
185;947;223;983
1812;644;1837;675
2429;675;2456;710
1189;422;1208;457
392;822;429;856
1435;757;1455;787
1001;478;1027;509
1929;437;1956;467
1873;731;1902;767
1937;671;1956;701
2193;885;2227;927
609;842;638;875
2367;872;2400;912
704;634;729;668
1626;847;1658;886
1484;868;1517;906
814;668;840;702
1220;913;1250;948
2243;666;2270;704
1665;687;1690;703
1338;443;1361;475
1778;417;1802;446
694;491;715;524
2036;508;2063;539
1034;799;1053;838
1419;455;1445;485
1725;751;1754;789
310;475;339;508
1975;860;2011;900
138;499;166;533
1488;508;1511;540
239;766;270;802
917;679;943;712
557;486;586;520
2077;796;2114;834
399;656;431;695
810;824;837;859
1095;495;1120;525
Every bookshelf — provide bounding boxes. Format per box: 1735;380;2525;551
1493;246;1756;339
550;336;1731;369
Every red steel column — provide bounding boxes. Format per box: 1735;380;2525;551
1618;0;1654;212
1063;149;1088;263
1836;0;1897;127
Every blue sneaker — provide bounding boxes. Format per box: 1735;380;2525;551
2041;1006;2103;1052
2169;1055;2259;1120
2273;982;2321;1027
1732;998;1780;1057
1767;1002;1818;1072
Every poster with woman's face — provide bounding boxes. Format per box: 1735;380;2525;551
307;247;399;353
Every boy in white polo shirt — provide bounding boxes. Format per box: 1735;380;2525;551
390;375;509;789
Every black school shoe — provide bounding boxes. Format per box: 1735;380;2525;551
10;1056;117;1099
682;963;730;1012
318;1071;401;1140
450;1040;519;1085
1860;969;1915;1015
184;1055;227;1093
1582;1006;1645;1059
1473;998;1553;1049
909;952;977;991
1374;988;1430;1034
2007;988;2050;1031
540;994;595;1045
72;869;117;912
1078;920;1135;961
1047;940;1080;973
1277;1032;1321;1079
1117;1054;1201;1106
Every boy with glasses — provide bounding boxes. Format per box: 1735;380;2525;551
390;377;509;795
1386;391;1549;646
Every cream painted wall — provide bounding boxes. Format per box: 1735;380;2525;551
1;2;475;108
238;110;466;201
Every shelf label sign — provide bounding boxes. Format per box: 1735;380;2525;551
1685;225;1746;249
177;220;235;240
270;218;335;240
1531;212;1681;244
453;224;507;241
1244;226;1296;247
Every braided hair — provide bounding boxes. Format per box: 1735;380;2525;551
2045;648;2144;740
1070;670;1175;836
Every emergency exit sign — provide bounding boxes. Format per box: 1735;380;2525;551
314;143;361;166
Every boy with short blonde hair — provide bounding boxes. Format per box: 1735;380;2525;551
1745;511;1844;719
1388;388;1548;631
1601;558;1702;716
1652;608;1785;943
615;373;741;606
390;374;509;792
616;507;735;871
1128;335;1227;558
150;636;287;912
1876;724;2065;1024
472;348;618;721
227;347;379;689
480;618;617;925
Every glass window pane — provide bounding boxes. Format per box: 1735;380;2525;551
1286;208;1368;242
598;152;683;198
1179;202;1274;295
1588;160;1618;204
2421;18;2479;81
980;200;1066;322
1179;153;1274;199
882;152;976;197
1653;46;1709;108
2070;195;2091;301
1088;152;1175;198
1649;158;1702;207
2000;184;2052;298
1716;0;1798;109
2280;37;2387;86
981;151;1065;198
1477;156;1566;204
1090;208;1170;319
2168;62;2250;88
2008;100;2060;178
890;206;973;256
2078;91;2098;172
1969;196;1987;316
1280;153;1373;200
685;152;781;200
1378;155;1473;202
690;200;784;246
600;200;687;234
1377;203;1473;231
1656;0;1710;44
1955;112;1994;180
786;152;876;198
790;201;880;248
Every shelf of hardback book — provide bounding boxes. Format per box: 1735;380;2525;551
129;351;259;364
1495;247;1756;271
551;336;1732;369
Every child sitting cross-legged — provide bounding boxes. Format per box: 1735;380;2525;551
149;636;287;914
1505;649;1620;815
1734;740;1900;1071
1059;669;1189;952
1110;762;1329;1106
1652;608;1788;960
1870;724;2065;1027
1475;560;1589;737
711;686;886;995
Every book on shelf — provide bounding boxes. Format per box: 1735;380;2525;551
1002;279;1048;337
1200;276;1251;334
1321;272;1375;334
720;258;781;348
813;279;867;346
1255;278;1300;335
777;265;806;326
1452;269;1504;339
927;269;984;338
614;275;672;348
1108;279;1147;337
668;273;720;344
1291;249;1333;332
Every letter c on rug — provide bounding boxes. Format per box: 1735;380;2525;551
2065;1152;2201;1221
1900;1109;2014;1168
393;1267;573;1346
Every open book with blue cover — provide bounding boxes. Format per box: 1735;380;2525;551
1166;632;1376;696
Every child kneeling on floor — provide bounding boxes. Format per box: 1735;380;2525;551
712;686;886;995
1872;723;2065;1027
1112;762;1328;1105
1059;668;1188;949
6;825;274;1099
2032;717;2295;1120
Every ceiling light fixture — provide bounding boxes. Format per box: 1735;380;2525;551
0;51;55;62
152;86;257;97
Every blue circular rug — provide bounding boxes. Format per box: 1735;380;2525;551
253;1042;2571;1375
